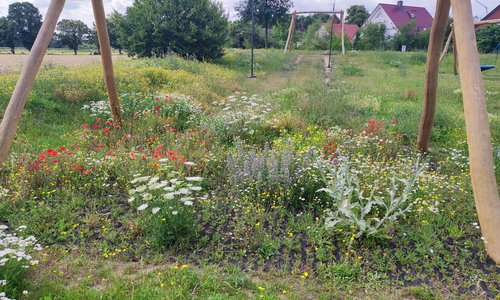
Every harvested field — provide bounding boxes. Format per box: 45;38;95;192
0;54;128;71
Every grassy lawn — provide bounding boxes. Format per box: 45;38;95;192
0;49;499;299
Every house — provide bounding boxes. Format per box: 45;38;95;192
364;1;433;37
476;4;500;29
319;23;359;44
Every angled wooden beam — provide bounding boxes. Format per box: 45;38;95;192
417;0;450;151
451;0;500;264
0;0;66;167
91;0;122;125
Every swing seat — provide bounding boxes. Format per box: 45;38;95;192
480;43;500;72
481;65;496;71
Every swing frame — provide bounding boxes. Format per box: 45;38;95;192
284;10;345;55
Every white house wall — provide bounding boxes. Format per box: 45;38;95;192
365;5;398;37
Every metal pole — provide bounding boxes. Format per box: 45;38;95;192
248;0;257;78
327;3;335;68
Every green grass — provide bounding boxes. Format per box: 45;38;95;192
0;49;499;299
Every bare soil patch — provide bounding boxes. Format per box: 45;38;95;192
0;54;128;72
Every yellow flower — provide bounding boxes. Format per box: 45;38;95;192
258;286;265;291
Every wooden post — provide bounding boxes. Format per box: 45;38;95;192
451;0;500;264
0;0;66;167
340;11;345;55
284;11;296;53
439;27;453;64
288;13;296;52
417;0;450;151
452;25;458;75
91;0;122;125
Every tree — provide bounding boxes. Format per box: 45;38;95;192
229;20;264;48
88;24;100;54
295;14;330;32
0;17;17;53
414;28;430;50
391;20;418;51
1;2;43;54
235;0;293;49
476;24;500;53
55;19;90;55
117;0;228;60
354;23;387;50
107;11;123;55
346;5;369;27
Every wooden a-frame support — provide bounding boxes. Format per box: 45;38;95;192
284;10;345;55
0;0;122;167
418;0;500;264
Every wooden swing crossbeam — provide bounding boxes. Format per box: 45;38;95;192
284;10;345;55
0;0;121;167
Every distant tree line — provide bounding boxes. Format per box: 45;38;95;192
1;1;499;58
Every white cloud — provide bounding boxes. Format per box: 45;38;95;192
1;0;496;27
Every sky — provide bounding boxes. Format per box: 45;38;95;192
0;0;497;28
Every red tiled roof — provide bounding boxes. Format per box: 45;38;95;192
481;4;500;21
321;23;359;41
380;3;433;30
333;24;359;40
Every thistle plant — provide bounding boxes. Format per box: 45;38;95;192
0;225;41;300
317;154;427;240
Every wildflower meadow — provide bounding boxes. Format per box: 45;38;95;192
0;50;499;299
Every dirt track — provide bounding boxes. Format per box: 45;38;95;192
0;54;128;71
